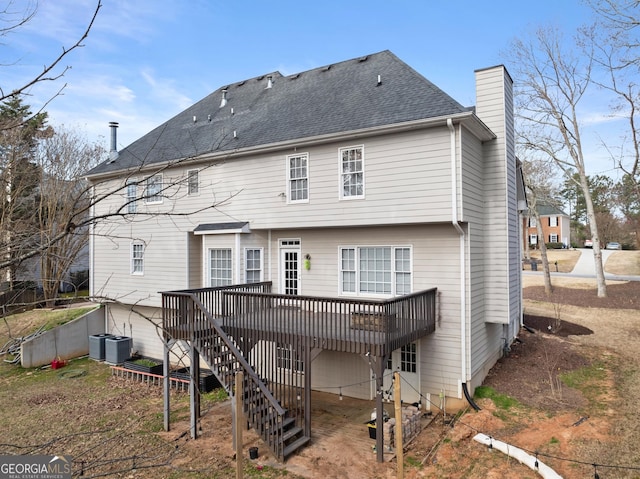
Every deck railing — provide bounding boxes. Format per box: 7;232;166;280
220;288;437;355
163;282;436;357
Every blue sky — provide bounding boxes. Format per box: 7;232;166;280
5;0;620;176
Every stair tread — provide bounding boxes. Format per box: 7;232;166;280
283;436;310;459
280;426;303;443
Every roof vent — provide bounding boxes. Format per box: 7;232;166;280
220;89;228;108
359;56;369;62
266;75;273;89
193;115;197;123
322;65;332;72
377;75;382;86
207;114;211;122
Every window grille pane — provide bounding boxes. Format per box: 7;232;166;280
340;147;364;197
188;170;199;195
126;180;137;213
146;174;162;203
132;243;144;273
400;344;417;373
210;249;232;286
288;154;308;201
245;249;261;283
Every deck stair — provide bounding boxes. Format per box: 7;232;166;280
166;293;310;461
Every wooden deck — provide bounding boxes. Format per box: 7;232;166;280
161;282;437;463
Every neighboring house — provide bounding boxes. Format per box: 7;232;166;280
524;203;571;248
85;51;524;461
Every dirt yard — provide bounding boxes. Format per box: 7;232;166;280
1;258;639;478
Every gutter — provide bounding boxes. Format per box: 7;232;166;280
85;112;495;182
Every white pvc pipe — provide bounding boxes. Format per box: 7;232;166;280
473;433;563;479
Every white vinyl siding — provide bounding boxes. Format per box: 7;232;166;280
245;248;263;283
125;179;137;214
145;174;163;204
131;242;144;274
287;153;309;202
339;246;411;296
209;248;232;286
339;145;364;199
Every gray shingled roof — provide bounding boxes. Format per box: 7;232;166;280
536;203;568;217
87;50;469;177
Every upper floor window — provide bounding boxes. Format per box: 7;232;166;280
188;170;199;195
126;179;137;214
287;153;308;202
145;174;163;204
131;242;144;274
549;216;558;227
528;217;537;228
340;246;411;296
209;248;232;286
245;248;263;283
339;146;364;199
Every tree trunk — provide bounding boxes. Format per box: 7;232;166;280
534;210;553;295
580;173;607;297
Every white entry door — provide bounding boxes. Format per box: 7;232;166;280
382;342;421;404
279;242;301;295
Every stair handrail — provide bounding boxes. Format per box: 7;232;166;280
173;291;286;417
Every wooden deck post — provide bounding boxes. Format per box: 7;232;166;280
394;371;404;478
163;338;171;432
190;343;201;439
376;356;385;463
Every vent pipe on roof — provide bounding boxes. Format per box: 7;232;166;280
220;89;228;108
108;122;119;163
377;75;382;86
266;75;273;89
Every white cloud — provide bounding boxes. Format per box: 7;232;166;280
140;68;193;111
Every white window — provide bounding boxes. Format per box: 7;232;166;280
339;146;364;199
287;153;308;202
549;234;558;243
339;246;411;296
209;248;232;286
245;248;263;283
549;216;558;227
530;234;538;245
529;217;537;228
276;343;304;372
188;170;199;195
131;242;144;274
126;179;137;214
145;174;163;204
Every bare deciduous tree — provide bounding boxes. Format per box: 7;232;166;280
521;154;560;295
0;1;102;114
510;26;608;297
33;127;104;305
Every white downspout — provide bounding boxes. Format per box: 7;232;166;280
447;119;468;397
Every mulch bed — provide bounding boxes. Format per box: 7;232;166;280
480;282;638;411
523;281;640;309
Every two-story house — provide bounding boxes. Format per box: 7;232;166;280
524;203;571;248
85;51;524;461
